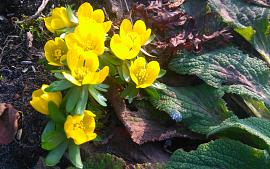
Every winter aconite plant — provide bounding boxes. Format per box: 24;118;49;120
30;2;163;168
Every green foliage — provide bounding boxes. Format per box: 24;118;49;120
45;80;74;92
169;47;270;105
45;141;68;166
235;14;270;67
243;97;270;119
41;121;66;150
73;85;89;114
48;101;66;124
208;0;270;28
166;139;270;169
69;142;83;169
68;153;125;169
150;84;232;134
208;116;270;151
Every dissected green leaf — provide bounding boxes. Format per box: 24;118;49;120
167;139;270;169
45;141;68;166
66;87;82;113
208;0;270;28
48;101;65;124
169;47;270;105
69;142;83;169
150;84;232;134
45;80;74;92
88;85;107;107
74;85;89;114
208;116;270;151
41;120;66;150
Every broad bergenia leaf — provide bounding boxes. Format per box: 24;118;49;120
208;0;270;28
169;47;270;106
68;153;125;169
166;139;270;169
235;15;270;67
208;116;270;150
150;85;233;134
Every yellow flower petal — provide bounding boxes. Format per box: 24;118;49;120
129;57;160;88
62;72;82;86
44;37;67;66
120;19;132;37
92;9;105;23
30;84;62;115
77;2;93;21
44;7;74;33
30;97;48;115
83;51;100;72
103;21;112;33
82;66;109;85
64;111;97;145
141;28;152;45
133;20;146;35
110;34;140;60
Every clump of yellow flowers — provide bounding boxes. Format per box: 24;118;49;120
30;2;164;168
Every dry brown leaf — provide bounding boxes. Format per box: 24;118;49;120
0;103;20;144
108;84;202;145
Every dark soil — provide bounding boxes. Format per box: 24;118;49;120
0;1;75;168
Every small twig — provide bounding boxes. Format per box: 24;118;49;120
17;0;50;23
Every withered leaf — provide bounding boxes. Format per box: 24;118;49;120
81;127;170;164
0;103;20;144
108;84;202;145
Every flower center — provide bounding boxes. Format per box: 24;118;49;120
136;69;148;84
84;40;95;51
54;49;62;61
73;121;85;130
127;32;139;41
74;67;90;82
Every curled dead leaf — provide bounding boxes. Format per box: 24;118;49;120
108;83;202;145
0;103;20;144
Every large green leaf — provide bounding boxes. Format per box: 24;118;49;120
169;47;270;105
67;153;125;169
208;116;270;151
243;97;270;119
150;84;232;134
208;0;270;28
235;14;270;67
166;139;270;169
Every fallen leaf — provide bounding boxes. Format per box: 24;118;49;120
81;127;170;164
108;84;202;144
0;103;20;144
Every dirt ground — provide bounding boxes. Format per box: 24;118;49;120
0;1;73;168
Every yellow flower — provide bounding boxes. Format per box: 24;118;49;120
129;57;160;88
44;7;74;33
65;22;105;56
44;37;68;66
110;19;151;60
77;2;112;33
62;47;109;86
64;110;97;145
30;84;62;115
